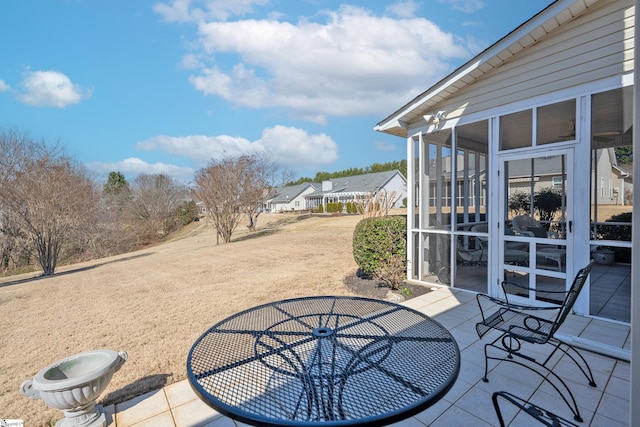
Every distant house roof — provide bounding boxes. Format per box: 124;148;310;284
306;170;406;198
269;183;316;203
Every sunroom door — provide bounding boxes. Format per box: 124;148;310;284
498;149;574;305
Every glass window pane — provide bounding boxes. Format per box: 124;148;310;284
454;120;489;292
454;120;489;227
421;232;451;285
590;87;633;246
422;129;453;229
590;86;632;323
500;110;532;150
537;99;576;145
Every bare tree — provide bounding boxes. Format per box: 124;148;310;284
0;143;99;276
87;171;136;258
194;156;245;244
127;173;186;242
0;208;29;272
243;156;292;232
194;155;293;243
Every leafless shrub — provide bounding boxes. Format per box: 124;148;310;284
194;155;290;243
356;190;401;218
0;130;99;275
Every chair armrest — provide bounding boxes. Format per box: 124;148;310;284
477;292;558;313
502;280;570;296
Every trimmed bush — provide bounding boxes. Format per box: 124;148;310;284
352;216;407;289
598;211;632;263
324;202;343;213
346;202;358;214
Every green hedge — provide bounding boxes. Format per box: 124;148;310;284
352;216;407;288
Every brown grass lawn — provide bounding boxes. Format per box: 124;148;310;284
1;212;373;426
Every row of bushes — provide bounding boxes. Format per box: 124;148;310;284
318;202;359;214
318;202;390;214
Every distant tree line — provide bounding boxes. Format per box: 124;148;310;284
0;127;397;277
287;160;407;186
0;129;289;276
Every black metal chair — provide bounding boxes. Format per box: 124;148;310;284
476;261;596;422
492;391;580;427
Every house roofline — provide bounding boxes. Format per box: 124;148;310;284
374;0;596;137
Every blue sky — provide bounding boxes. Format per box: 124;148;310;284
0;0;554;184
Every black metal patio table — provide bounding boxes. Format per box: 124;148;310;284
187;296;460;427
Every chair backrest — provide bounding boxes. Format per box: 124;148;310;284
512;215;541;234
550;261;595;337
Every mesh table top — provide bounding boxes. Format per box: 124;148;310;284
187;296;460;427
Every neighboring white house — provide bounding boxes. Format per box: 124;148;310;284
304;170;407;212
376;0;634;360
264;183;316;213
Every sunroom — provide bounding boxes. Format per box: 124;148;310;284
375;0;633;359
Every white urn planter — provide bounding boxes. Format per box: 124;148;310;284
21;349;128;427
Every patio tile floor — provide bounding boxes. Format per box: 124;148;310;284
105;287;630;427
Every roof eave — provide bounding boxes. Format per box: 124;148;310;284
375;0;594;136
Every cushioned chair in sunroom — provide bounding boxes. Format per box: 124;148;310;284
511;214;558;239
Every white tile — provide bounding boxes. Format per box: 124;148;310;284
590;413;630;427
604;375;630;400
201;415;239;427
129;411;175;427
172;398;222;427
412;398;451;425
386;416;428;426
612;360;630;380
115;389;171;427
473;370;537;399
596;392;630;425
440;378;474;404
454;387;497;423
429;404;493;427
165;380;199;408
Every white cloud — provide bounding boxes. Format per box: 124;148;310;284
179;53;203;70
154;0;268;22
87;158;195;183
154;0;195;22
136;125;338;170
374;140;398;152
136;134;258;166
167;5;470;122
257;126;338;169
442;0;484;13
385;1;420;18
18;70;92;108
0;80;10;92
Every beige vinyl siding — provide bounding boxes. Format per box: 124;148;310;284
411;0;634;129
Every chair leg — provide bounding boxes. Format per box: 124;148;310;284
543;338;597;388
483;333;585;423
